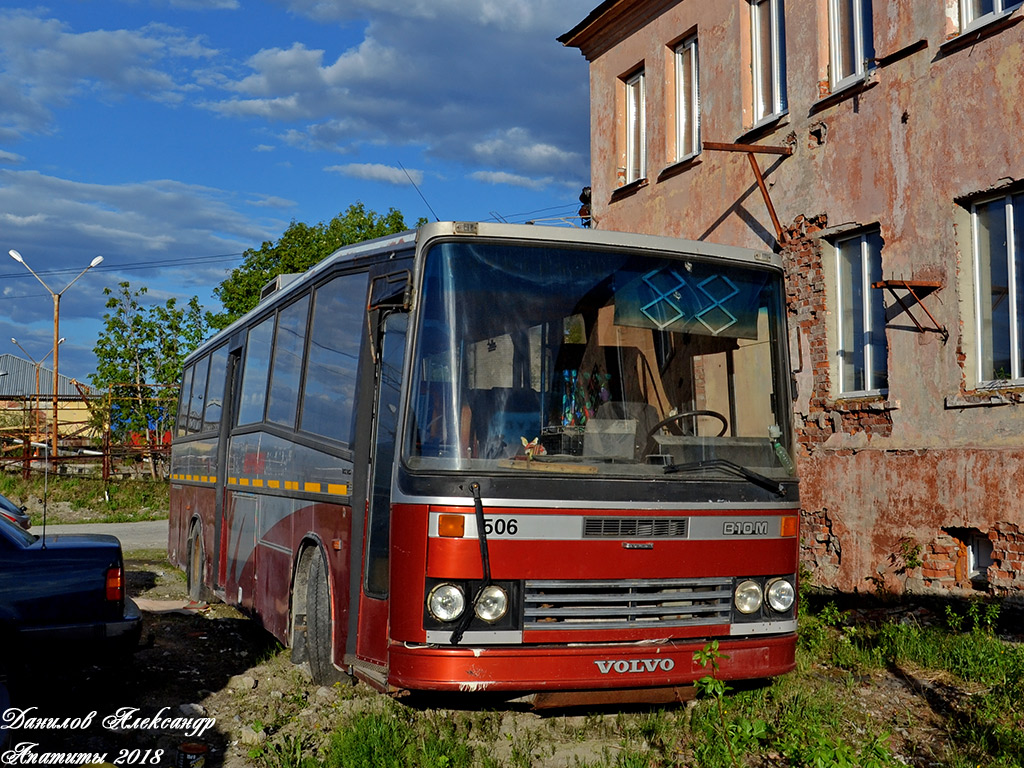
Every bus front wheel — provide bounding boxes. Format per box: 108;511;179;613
306;548;345;685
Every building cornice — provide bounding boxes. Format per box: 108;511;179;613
559;0;681;61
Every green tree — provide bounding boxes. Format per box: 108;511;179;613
210;202;423;329
90;283;209;476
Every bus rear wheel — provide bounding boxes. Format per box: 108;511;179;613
186;525;205;603
306;548;345;685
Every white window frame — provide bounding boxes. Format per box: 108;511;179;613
827;0;874;91
674;36;700;162
625;69;646;184
971;192;1023;385
750;0;787;124
961;0;1023;31
835;230;887;395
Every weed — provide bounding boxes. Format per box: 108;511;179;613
694;640;739;768
894;537;923;573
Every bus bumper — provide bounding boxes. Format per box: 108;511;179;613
385;633;795;696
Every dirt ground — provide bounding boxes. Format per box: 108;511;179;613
0;551;1007;767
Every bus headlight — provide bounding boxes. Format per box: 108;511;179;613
474;585;508;622
427;583;466;622
766;578;795;612
734;580;763;614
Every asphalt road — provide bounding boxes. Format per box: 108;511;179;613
29;519;169;552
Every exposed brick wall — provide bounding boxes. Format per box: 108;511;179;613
800;507;842;584
780;214;895;457
989;522;1024;591
916;534;960;590
780;214;830;455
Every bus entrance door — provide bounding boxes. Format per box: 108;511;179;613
355;312;407;670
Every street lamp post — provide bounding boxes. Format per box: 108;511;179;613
8;249;103;458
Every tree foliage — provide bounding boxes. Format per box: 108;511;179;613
210;202;423;329
90;283;209;454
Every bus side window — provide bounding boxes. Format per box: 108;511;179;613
202;345;229;432
187;355;210;434
300;272;368;445
237;317;274;425
266;295;310;428
177;363;194;438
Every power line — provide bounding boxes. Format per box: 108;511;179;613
0;251;246;283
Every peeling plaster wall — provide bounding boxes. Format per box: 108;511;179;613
567;0;1024;594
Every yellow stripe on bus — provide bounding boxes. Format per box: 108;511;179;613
205;475;348;496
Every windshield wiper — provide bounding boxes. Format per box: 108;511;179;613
664;459;787;497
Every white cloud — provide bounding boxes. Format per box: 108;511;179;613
472;128;584;176
0;150;25;164
281;0;574;34
249;194;297;208
200;1;592;180
0;9;217;136
167;0;240;9
0;168;271;269
326;163;421;185
470;170;547;190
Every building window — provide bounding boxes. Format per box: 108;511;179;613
835;230;887;394
624;69;646;184
675;37;699;161
972;192;1024;383
828;0;874;90
961;0;1023;29
751;0;787;123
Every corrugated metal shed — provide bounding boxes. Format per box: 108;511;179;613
0;353;82;399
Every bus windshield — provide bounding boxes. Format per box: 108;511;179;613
405;240;792;480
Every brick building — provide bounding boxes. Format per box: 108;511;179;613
560;0;1024;595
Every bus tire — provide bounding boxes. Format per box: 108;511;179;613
307;548;344;685
186;524;205;603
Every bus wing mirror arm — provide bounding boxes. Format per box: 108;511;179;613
367;270;412;362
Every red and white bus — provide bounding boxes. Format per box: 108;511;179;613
169;222;799;706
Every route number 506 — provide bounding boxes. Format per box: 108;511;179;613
483;517;519;536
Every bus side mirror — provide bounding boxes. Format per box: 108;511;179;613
367;270;412;361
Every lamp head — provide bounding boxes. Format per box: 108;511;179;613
9;249;23;263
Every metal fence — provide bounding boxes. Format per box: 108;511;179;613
0;385;177;481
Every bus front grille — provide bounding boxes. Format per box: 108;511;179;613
583;517;689;538
523;577;733;631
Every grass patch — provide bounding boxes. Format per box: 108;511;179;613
0;471;168;524
246;598;1024;768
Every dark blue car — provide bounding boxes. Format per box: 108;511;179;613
0;514;141;655
1;514;142;744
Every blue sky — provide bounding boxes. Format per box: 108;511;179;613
0;0;595;382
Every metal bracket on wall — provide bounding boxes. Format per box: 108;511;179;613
872;279;948;344
702;141;793;245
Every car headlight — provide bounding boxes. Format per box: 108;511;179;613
474;585;509;622
427;583;466;622
766;578;795;612
734;580;763;614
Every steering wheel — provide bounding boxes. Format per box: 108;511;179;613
646;409;729;439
